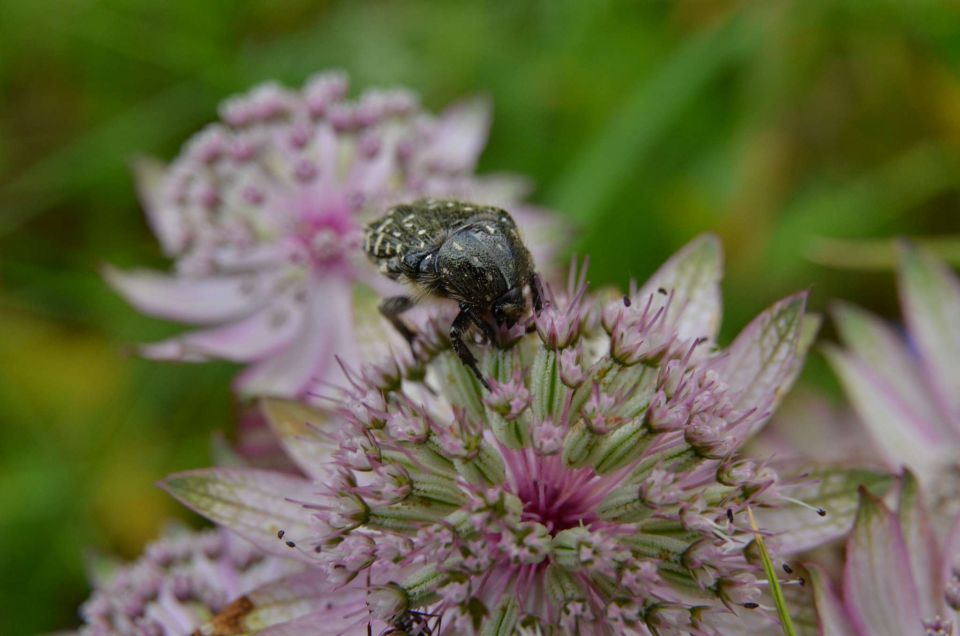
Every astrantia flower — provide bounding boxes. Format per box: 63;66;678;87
78;526;301;635
809;470;960;636
106;70;562;397
826;243;960;521
162;236;834;635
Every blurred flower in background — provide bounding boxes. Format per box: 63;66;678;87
826;244;960;527
808;471;960;636
106;71;561;398
78;526;301;635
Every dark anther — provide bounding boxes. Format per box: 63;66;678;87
742;602;759;610
726;508;734;523
817;508;827;517
782;563;793;574
657;287;667;295
623;295;631;307
285;540;296;548
798;576;806;587
277;529;285;539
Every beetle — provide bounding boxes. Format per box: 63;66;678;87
363;198;543;389
375;609;441;636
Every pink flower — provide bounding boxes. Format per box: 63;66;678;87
107;71;564;398
159;236;856;634
78;526;302;635
826;243;960;522
809;471;960;636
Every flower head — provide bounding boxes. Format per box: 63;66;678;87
106;71;563;398
809;471;960;636
78;527;301;635
826;243;960;522
162;236;825;634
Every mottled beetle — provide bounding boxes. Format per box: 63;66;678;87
363;198;543;389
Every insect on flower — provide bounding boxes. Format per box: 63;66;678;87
374;610;442;636
364;198;543;390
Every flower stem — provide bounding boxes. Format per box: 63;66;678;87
746;506;797;636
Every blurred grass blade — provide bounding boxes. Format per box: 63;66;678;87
763;143;960;280
808;235;960;270
747;505;797;636
0;83;217;238
546;11;756;222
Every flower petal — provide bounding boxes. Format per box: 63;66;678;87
898;242;960;436
806;564;858;636
941;514;960;611
260;398;334;480
757;467;893;553
421;96;492;172
897;469;944;621
140;295;304;362
843;488;921;636
104;266;280;325
139;291;305;363
200;571;355;636
833;301;949;439
715;292;808;432
235;275;357;397
159;468;317;561
824;345;946;477
132;156;187;255
638;233;723;342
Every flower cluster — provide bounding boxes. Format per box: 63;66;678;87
106;71;560;397
163;236;829;635
78;527;301;635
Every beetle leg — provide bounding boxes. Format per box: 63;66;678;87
531;272;545;314
468;310;497;346
450;304;491;390
379;295;417;344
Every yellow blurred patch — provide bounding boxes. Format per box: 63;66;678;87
0;307;129;429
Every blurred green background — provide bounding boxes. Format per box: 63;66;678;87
2;0;960;632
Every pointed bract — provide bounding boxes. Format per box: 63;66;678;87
638;233;723;342
260;398;334;480
897;470;944;622
715;292;808;434
824;345;945;477
160;469;319;561
897;242;960;436
807;565;858;636
757;467;892;554
843;488;922;636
